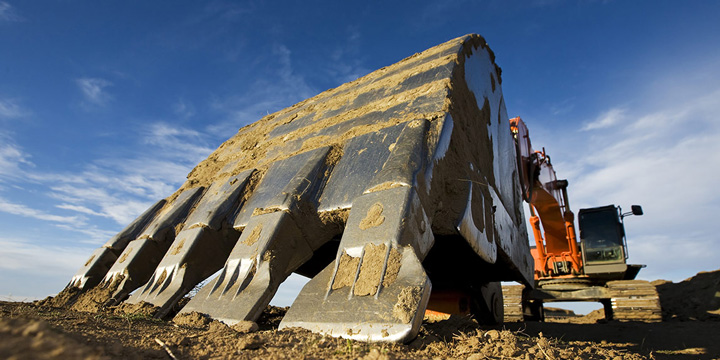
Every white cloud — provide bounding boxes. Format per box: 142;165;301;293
76;77;113;107
0;1;22;22
272;44;316;101
0;237;91;294
56;203;106;217
581;107;626;131
1;120;211;238
0;197;82;224
143;122;215;163
555;86;720;282
0;97;29;119
0;136;33;181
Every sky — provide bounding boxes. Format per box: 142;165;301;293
1;0;719;311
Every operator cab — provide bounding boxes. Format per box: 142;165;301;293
578;205;642;279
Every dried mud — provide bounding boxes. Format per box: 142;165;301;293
331;252;359;290
354;244;387;296
359;203;385;230
331;244;403;296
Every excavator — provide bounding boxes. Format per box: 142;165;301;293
52;34;658;344
502;117;662;322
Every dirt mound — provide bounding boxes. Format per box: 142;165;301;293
0;317;105;360
652;269;720;321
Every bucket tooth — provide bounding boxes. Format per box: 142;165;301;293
85;186;204;305
66;199;165;292
280;186;434;343
178;210;311;323
121;170;254;313
176;147;334;323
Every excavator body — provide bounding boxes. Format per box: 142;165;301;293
504;117;661;323
55;34;534;343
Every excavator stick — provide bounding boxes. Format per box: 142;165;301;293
59;34;534;342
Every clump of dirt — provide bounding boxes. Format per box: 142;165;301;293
393;286;423;323
231;321;259;334
653;269;720;321
114;301;159;317
173;311;211;328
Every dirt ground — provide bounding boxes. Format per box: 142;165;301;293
1;270;718;360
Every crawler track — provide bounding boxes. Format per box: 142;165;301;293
607;280;662;322
501;285;524;322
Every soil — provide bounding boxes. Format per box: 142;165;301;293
2;270;718;359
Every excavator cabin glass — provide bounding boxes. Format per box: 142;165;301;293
578;206;625;265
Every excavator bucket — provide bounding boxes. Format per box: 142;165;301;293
58;34;533;342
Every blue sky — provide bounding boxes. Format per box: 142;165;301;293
1;1;719;308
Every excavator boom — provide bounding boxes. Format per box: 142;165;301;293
510;117;581;278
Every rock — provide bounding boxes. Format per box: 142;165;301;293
484;330;500;341
231;320;259;334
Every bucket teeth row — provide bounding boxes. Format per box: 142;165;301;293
67;199;165;291
121;170;255;313
61;34;534;343
93;186;206;306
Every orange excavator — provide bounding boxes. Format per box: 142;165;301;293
503;117;662;322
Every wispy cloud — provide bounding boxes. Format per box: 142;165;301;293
0;1;23;22
206;43;319;137
0;134;33;181
581;107;626;131
1;119;212;239
143;122;215;163
0;97;29;119
172;99;196;119
549;98;575;116
76;77;113;107
559;86;720;281
0;237;90;275
39;123;210;226
327;27;369;84
272;44;315;101
0;197;83;224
